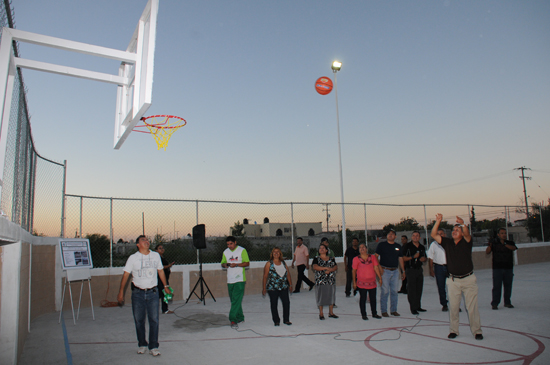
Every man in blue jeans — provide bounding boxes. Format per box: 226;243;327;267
428;229;449;311
118;235;171;357
375;230;405;317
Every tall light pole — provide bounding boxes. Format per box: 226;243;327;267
332;60;347;255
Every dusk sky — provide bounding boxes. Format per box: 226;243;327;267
11;0;550;225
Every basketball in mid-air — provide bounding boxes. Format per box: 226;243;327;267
315;76;333;95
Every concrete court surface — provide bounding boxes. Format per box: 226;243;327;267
20;262;550;365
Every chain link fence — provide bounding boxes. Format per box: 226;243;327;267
64;194;543;268
0;0;66;235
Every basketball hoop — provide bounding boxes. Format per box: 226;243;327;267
133;115;187;150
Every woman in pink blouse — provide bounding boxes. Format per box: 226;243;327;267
352;244;383;320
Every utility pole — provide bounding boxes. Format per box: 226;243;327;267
515;167;531;222
322;204;331;232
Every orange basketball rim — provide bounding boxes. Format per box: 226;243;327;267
133;115;187;150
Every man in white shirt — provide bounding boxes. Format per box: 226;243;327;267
118;235;171;356
221;236;250;329
427;229;449;311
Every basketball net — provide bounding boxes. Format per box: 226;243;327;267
134;115;187;150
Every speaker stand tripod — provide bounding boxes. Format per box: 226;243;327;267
186;250;216;305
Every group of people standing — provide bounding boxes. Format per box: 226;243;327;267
116;214;518;355
227;215;518;339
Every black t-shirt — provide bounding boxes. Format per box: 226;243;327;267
344;246;360;269
490;239;517;270
375;241;402;268
402;242;426;270
440;236;473;276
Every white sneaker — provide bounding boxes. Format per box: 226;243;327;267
149;348;161;356
137;346;147;354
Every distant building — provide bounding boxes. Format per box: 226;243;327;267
233;219;323;238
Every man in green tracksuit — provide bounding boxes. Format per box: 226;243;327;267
221;236;250;329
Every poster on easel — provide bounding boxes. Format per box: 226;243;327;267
59;239;94;270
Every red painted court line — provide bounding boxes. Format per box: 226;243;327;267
391;329;528;357
67;317;549;365
364;326;546;365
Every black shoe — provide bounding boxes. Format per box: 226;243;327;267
319;315;325;320
475;334;483;340
345;294;351;297
274;322;280;326
504;304;514;308
448;333;457;339
284;321;292;325
293;290;300;294
372;314;382;319
309;285;314;291
418;308;426;312
411;310;419;315
492;305;498;310
442;306;448;312
362;316;368;320
329;313;339;318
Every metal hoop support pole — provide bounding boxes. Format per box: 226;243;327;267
333;69;346;255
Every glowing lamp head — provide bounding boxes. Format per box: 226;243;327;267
331;61;342;71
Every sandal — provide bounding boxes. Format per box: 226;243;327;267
319;315;325;320
329;313;339;318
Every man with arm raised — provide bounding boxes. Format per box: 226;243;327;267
431;214;483;340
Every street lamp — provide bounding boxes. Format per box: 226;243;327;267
332;60;346;255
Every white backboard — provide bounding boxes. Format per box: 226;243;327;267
114;0;159;149
0;0;158;153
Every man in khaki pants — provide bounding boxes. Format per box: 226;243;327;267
431;214;483;340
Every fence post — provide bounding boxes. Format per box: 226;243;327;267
60;160;67;238
29;152;37;235
505;206;509;238
110;197;113;268
341;203;347;257
196;200;199;264
290;203;295;253
540;205;545;242
423;205;429;245
79;196;83;238
363;204;368;249
21;135;29;230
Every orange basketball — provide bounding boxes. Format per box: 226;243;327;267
315;76;333;95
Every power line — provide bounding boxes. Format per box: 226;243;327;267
530;176;550;201
357;170;514;202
